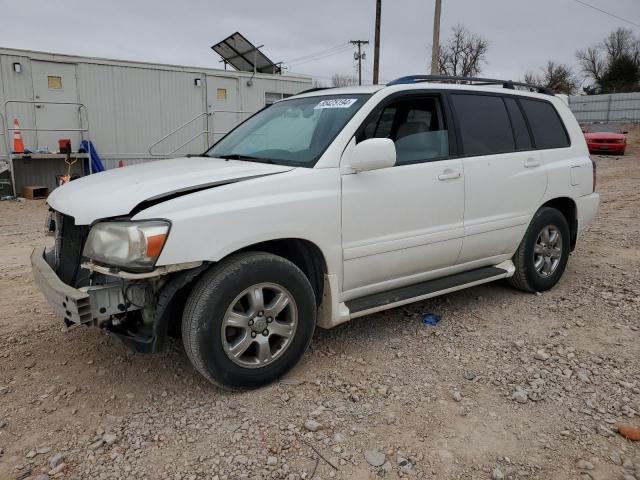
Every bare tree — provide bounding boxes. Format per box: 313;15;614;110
577;28;640;93
523;61;580;95
437;24;489;77
312;78;328;89
331;73;359;87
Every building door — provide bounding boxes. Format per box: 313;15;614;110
206;76;239;145
31;61;81;151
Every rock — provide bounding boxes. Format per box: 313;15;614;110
492;466;505;480
511;389;528;404
397;455;409;467
35;475;50;480
452;391;462;402
464;372;476;381
49;453;63;469
36;446;51;455
102;433;117;445
576;459;594;470
304;419;323;432
48;463;66;476
267;456;278;466
534;350;550;361
88;439;104;450
381;460;392;473
618;423;640;441
0;386;9;395
26;450;37;458
364;449;386;467
0;420;6;428
331;432;346;444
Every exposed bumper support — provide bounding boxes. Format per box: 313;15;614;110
31;247;92;324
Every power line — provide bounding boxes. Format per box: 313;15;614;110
285;45;352;68
283;43;350;66
570;0;640;28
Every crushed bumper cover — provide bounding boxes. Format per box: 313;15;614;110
31;246;92;324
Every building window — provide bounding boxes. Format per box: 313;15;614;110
48;76;62;89
217;88;227;100
265;92;293;106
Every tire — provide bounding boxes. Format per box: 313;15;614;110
508;207;571;293
182;252;316;390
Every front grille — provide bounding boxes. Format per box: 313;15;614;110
53;213;90;286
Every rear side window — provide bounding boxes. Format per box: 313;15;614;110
504;97;532;150
519;99;570;149
451;94;515;156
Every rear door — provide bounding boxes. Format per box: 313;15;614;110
451;92;547;263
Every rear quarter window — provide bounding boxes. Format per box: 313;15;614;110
519;99;570;149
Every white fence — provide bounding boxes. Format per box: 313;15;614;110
568;92;640;123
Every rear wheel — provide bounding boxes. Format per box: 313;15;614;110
182;252;316;389
508;207;570;293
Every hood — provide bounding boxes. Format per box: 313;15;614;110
584;132;626;140
48;156;293;224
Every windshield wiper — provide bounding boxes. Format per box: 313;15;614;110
216;154;275;163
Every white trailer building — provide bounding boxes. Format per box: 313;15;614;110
0;47;311;194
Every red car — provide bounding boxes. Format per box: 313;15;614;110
583;123;628;155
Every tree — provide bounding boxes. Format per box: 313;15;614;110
331;74;359;87
437;24;489;77
523;61;580;95
576;28;640;94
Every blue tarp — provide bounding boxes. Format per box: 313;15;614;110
79;140;105;173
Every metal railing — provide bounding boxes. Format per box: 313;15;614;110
148;109;253;158
2;100;91;196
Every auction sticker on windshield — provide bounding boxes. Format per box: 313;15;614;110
314;98;358;109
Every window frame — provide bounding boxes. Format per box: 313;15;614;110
447;90;521;158
517;97;571;150
354;90;458;166
446;91;572;157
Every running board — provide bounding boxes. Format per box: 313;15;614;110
346;264;512;319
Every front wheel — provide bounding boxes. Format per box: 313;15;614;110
508;207;570;293
182;252;316;389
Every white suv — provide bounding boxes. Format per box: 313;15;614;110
32;75;600;389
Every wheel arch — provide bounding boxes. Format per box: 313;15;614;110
540;197;578;250
154;238;328;347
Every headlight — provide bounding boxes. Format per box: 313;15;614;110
83;220;170;270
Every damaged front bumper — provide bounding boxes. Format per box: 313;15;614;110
31;246;208;353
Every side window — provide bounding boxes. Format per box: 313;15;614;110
519;99;570;149
504;97;532;150
451;94;515;156
358;96;449;165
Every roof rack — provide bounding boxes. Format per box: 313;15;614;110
296;86;335;95
387;75;552;95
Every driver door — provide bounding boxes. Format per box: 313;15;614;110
340;93;465;299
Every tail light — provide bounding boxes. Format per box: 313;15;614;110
591;157;597;192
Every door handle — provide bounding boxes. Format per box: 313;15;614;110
438;169;461;181
524;158;541;168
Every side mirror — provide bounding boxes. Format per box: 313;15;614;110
623;130;628;134
350;138;396;173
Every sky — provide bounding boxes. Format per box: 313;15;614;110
1;0;638;87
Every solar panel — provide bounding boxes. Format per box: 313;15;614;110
211;32;281;74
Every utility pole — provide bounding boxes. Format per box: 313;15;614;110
430;0;442;75
350;40;369;85
373;0;381;84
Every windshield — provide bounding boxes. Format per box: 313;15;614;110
206;94;370;166
586;124;622;134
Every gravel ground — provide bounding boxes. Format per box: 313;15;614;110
0;125;639;480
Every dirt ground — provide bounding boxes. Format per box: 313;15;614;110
0;126;639;480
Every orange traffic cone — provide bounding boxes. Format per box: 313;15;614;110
12;118;25;153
